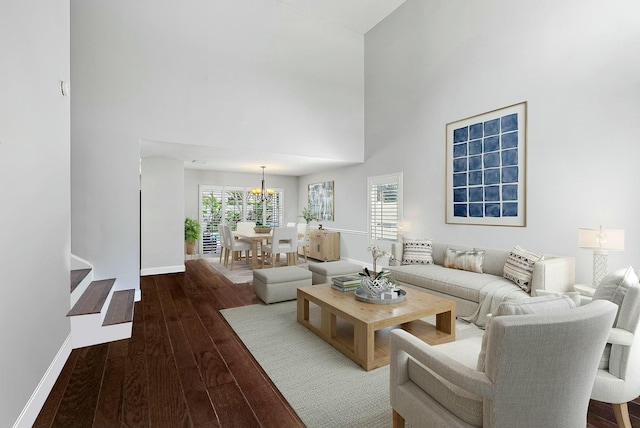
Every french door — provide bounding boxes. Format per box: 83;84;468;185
199;185;283;255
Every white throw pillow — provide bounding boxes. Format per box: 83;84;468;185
592;266;639;324
503;245;544;293
402;239;434;265
443;248;485;274
593;266;639;307
476;294;577;371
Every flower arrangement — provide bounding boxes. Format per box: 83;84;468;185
299;207;318;224
367;245;390;273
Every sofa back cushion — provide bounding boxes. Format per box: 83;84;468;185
474;247;511;277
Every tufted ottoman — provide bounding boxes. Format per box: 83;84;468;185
253;266;312;304
307;261;363;285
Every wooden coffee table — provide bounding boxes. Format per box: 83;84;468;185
296;284;456;371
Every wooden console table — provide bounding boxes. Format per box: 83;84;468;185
307;230;340;261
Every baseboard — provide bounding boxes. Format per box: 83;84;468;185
140;264;186;276
12;334;72;428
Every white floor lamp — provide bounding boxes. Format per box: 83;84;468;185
578;226;625;286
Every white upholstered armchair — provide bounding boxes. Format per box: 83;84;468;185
590;267;640;428
390;298;617;428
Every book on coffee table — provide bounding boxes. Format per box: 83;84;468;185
332;274;361;286
331;283;360;292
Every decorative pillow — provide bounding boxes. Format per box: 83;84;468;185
443;248;485;274
503;245;544;292
593;266;639;308
476;294;577;371
402;239;434;265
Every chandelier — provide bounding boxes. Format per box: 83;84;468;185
250;165;275;202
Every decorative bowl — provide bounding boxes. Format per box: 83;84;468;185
254;227;272;234
355;287;406;305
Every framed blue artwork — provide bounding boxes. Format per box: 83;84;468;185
445;102;527;226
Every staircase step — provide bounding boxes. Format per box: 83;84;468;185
67;279;116;317
70;268;92;294
103;290;135;326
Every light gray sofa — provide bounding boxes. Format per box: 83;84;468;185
387;241;575;320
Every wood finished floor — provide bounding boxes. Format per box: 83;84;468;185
35;259;638;427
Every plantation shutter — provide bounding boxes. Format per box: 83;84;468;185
223;188;245;229
200;187;223;254
368;173;403;248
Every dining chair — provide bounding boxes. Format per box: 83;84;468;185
261;227;297;268
296;223;309;262
219;225;229;265
222;225;252;270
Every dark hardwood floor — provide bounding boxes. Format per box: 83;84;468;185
35;259;638;427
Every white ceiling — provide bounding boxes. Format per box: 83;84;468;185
140;139;361;176
140;0;406;176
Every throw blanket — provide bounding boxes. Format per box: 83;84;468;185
460;280;525;328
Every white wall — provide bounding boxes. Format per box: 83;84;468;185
71;0;365;293
141;158;185;275
0;1;71;426
358;0;640;282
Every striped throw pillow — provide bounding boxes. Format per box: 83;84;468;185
401;239;434;265
503;245;544;292
443;248;485;273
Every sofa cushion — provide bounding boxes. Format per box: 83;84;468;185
474;247;511;277
401;238;434;265
443;248;485;274
387;264;525;303
476;294;577;371
407;358;482;426
503;245;544;293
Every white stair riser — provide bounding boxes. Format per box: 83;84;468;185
70;314;133;349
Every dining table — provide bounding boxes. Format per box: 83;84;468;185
233;230;272;269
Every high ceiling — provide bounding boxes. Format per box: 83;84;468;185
140;0;405;176
276;0;406;34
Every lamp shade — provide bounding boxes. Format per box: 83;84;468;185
578;227;625;251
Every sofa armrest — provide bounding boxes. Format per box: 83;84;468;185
530;256;575;296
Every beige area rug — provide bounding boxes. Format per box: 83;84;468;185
221;300;483;427
206;255;313;284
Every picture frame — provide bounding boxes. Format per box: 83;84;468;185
445;102;527;226
308;180;334;221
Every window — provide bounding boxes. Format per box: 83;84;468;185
199;185;284;255
368;173;403;250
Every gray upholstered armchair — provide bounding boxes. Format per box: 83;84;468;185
390;297;617;428
590;267;640;428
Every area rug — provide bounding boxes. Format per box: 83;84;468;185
221;300;483;427
206;256;311;284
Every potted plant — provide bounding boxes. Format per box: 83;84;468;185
184;217;201;255
299;207;318;224
253;224;272;234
